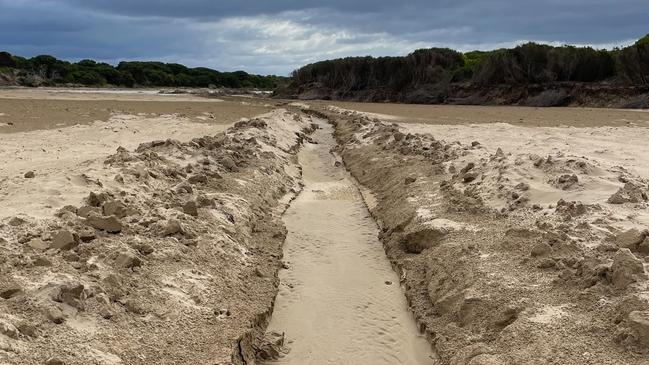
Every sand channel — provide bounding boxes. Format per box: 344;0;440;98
264;120;434;364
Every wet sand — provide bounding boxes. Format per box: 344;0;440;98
265;120;434;364
0;88;274;133
317;100;649;127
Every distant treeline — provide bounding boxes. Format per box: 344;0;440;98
284;34;649;106
0;52;285;89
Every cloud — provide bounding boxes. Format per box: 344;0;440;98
191;14;436;73
0;0;647;74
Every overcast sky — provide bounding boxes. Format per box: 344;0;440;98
1;0;647;75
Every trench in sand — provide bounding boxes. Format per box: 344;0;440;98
263;119;434;364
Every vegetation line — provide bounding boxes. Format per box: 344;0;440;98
281;34;649;107
0;52;285;89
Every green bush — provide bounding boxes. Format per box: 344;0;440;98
635;34;649;46
292;48;464;92
66;70;106;86
0;52;15;68
451;51;493;81
11;55;28;69
472;43;616;85
289;40;641;99
0;50;284;88
617;42;649;85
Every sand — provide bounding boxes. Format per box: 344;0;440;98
264;120;433;364
0;88;317;364
3;87;649;364
321;103;649;364
0;88;274;133
319;100;649;127
0;88;278;220
328;104;649;227
0;88;220;102
0;112;243;220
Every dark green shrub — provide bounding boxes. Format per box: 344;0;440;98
0;52;16;68
472;43;616;85
636;34;649;46
291;48;464;92
617;43;649;85
66;70;106;85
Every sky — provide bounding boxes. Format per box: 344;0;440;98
1;0;647;75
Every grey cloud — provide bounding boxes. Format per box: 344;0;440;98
0;0;647;74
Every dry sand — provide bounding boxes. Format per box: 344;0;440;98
0;89;316;364
328;104;649;227
0;113;229;220
322;103;649;364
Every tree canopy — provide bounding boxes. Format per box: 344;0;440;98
290;36;649;94
0;52;284;88
635;33;649;46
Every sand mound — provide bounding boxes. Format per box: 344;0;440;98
325;106;649;364
0;109;316;364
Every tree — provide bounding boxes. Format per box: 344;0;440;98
617;42;649;85
67;70;106;85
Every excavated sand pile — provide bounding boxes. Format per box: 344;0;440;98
325;107;649;365
0;109;316;365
